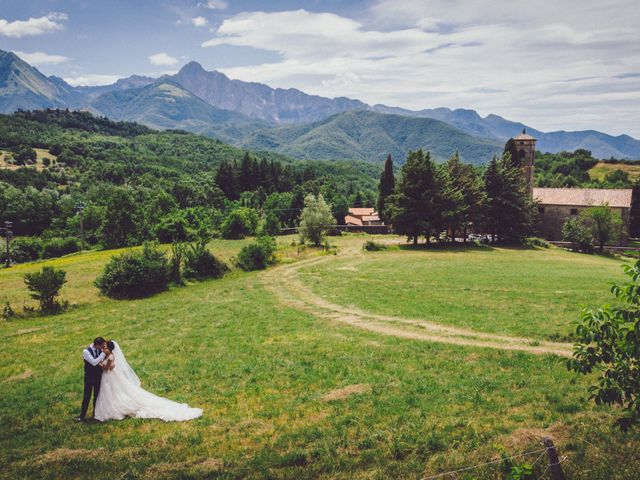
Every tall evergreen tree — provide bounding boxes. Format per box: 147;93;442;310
377;154;395;223
445;151;485;241
238;152;258;192
483;154;537;243
386;150;455;245
215;160;239;200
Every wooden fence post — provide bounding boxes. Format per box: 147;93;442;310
543;437;565;480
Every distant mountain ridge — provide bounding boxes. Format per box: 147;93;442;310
0;48;639;161
169;61;369;124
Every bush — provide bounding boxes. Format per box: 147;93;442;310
562;217;592;252
363;240;388;251
221;207;259;239
235;236;277;271
261;212;281;236
155;212;191;243
42;237;80;259
523;237;550;248
24;266;67;313
184;243;229;280
7;238;42;263
95;243;170;299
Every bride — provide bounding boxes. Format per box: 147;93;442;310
94;340;203;422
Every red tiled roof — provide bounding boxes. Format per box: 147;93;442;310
344;215;363;226
533;187;632;208
348;208;375;216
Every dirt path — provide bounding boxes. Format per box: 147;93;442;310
262;245;574;357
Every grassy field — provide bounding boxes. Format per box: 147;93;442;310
1;235;639;479
588;161;640;182
0;148;56;170
299;243;627;341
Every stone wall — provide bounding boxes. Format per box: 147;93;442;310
537;204;629;245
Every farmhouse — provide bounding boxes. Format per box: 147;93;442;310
516;130;632;245
345;207;384;226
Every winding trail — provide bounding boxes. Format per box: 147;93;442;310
262;245;574;357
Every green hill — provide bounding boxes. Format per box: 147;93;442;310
239;110;502;164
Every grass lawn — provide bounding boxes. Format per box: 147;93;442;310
1;234;639;479
300;243;627;341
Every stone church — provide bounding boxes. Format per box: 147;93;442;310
514;130;632;245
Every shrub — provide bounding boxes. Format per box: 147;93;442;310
261;212;281;236
523;237;550;248
9;238;42;263
235;236;277;271
42;237;80;259
221;207;259;239
567;259;640;430
155;212;191;243
562;217;592;252
95;243;170;299
24;266;67;313
184;243;229;280
363;240;388;251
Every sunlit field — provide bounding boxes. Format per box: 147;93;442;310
1;235;639;479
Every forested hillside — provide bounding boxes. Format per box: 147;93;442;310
0;110;380;247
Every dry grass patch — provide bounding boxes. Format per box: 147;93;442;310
34;448;105;465
6;368;33;382
143;458;224;479
322;383;372;402
499;422;569;451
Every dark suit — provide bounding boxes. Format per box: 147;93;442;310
80;346;103;419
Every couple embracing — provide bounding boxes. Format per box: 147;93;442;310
78;337;202;423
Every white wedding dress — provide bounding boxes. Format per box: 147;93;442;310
94;341;203;422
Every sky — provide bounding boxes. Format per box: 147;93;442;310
0;0;639;137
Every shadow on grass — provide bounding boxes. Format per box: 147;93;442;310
397;242;496;253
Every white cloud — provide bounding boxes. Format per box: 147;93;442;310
64;74;120;87
199;0;227;10
0;12;67;38
148;52;179;66
192;16;208;27
201;5;640;136
14;51;69;66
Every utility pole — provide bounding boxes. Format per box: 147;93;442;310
75;202;85;251
2;221;12;268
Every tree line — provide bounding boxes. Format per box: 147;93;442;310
378;148;537;244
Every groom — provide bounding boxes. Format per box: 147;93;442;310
77;336;107;421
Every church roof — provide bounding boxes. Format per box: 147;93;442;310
533;187;632;208
514;128;536;141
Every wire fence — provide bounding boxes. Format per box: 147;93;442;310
421;439;571;480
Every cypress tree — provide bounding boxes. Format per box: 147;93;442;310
377;154;395;223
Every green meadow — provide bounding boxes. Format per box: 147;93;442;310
1;235;639;479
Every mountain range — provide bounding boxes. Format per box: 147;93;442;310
1;49;639;162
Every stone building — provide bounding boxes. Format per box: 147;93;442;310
518;129;632;245
534;188;632;243
345;207;384;226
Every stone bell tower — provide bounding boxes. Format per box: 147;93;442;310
513;128;536;196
